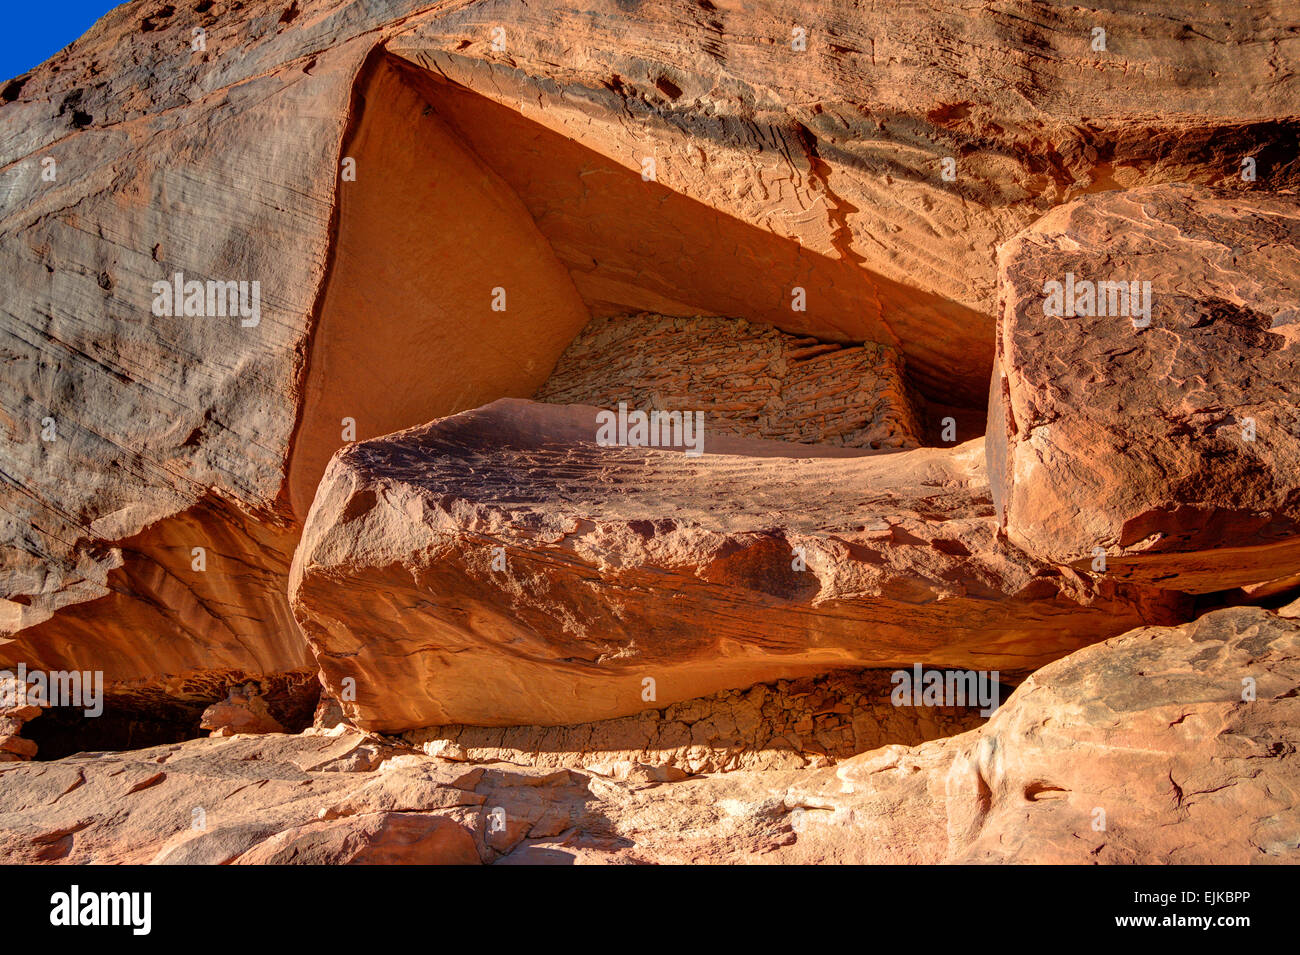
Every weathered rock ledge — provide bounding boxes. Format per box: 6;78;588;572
291;398;1187;730
0;605;1292;864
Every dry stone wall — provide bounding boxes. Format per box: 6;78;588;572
537;313;924;449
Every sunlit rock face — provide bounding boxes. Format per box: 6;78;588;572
990;184;1300;593
1;0;1294;709
289;398;1189;731
0;606;1294;864
0;44;593;711
0;0;1296;865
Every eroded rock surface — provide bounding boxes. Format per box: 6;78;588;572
940;605;1300;863
991;184;1300;592
0;675;45;762
403;668;993;775
0;0;1297;865
291;398;1186;730
0;606;1292;864
392;0;1300;403
1;0;1295;721
0;499;315;719
537;313;923;449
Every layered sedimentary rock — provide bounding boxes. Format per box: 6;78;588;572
0;6;369;672
0;606;1292;864
0;498;315;716
990;184;1300;592
291;397;1186;730
536;313;923;449
403;668;993;775
1;0;1298;868
0;40;589;710
0;675;45;762
1;0;1295;715
392;0;1300;404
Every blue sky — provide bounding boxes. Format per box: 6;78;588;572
1;1;120;82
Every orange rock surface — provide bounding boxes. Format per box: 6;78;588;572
291;398;1187;729
0;0;1295;866
0;606;1293;864
991;184;1300;592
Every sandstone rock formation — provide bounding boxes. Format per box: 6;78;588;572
0;0;1297;868
933;606;1300;863
0;500;316;722
0;606;1292;864
990;184;1300;592
537;313;923;449
403;668;993;775
1;0;1296;723
291;398;1187;730
0;674;45;762
392;0;1300;404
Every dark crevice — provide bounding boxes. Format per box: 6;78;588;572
1;76;29;103
24;679;320;761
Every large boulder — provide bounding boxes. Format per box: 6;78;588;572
990;184;1300;592
935;604;1300;862
728;605;1300;865
290;398;1186;730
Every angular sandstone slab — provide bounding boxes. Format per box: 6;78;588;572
990;184;1300;592
290;398;1186;730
